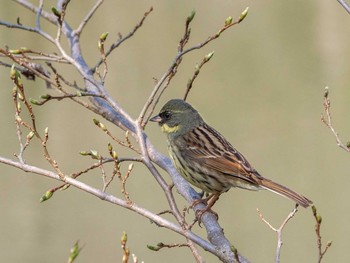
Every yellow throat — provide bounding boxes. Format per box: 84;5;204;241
161;123;180;134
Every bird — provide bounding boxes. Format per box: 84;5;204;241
150;99;312;214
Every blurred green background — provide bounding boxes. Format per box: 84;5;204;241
1;1;349;262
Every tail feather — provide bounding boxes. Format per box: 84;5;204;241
258;178;312;208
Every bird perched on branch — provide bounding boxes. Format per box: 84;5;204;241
150;99;312;218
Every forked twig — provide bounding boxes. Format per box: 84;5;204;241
257;206;298;263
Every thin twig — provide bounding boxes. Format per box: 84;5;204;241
139;8;248;127
35;0;44;30
183;51;214;101
311;206;332;263
337;0;350;14
92;6;153;71
75;0;104;36
257;206;298;263
321;87;350;152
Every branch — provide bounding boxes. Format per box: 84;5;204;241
92;6;154;71
257;206;298;263
311;206;332;263
75;0;104;36
337;0;350;14
0;3;253;262
321;87;350;152
0;155;231;260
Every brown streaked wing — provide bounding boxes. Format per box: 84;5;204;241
178;123;261;185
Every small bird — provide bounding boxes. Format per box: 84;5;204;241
150;99;312;212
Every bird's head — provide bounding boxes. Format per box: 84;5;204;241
150;99;203;138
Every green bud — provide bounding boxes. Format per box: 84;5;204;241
230;245;238;253
51;7;61;17
40;190;54;203
194;64;200;75
238;7;249;23
316;214;322;224
112;151;118;160
68;241;81;263
146;245;158;251
99;122;107;131
76;91;82;97
98;40;102;50
186;9;196;24
311;205;317;216
128;163;134;171
90;149;100;159
10;64;16;79
108;143;113;152
44;127;49;135
20;47;29;52
27;131;35;140
225;16;233;26
204;51;215;62
61;184;69;191
29;98;39;105
40;94;51;99
18;92;24;101
9;49;21;54
346;141;350;148
17;102;21;111
93;118;100;125
12;86;17;95
121;231;127;245
79;151;90;156
99;32;109;42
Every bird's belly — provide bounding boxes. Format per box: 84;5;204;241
169;150;229;193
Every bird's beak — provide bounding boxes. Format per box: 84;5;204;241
150;115;162;123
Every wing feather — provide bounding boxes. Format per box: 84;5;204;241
176;123;261;185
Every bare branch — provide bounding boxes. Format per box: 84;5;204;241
92;6;154;71
75;0;104;36
321;87;350;152
14;0;57;24
0;155;232;261
183;51;215;101
36;0;44;29
257;206;298;263
312;206;332;263
337;0;350;14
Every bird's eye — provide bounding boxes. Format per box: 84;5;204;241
161;111;171;120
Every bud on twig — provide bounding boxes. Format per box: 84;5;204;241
225;16;233;26
108;142;113;152
26;131;35;140
99;32;109;42
204;51;215;62
29;98;39;105
112;151;118;159
39;189;54;202
9;49;21;54
68;241;81;263
238;7;249;23
121;231;128;246
51;7;61;17
186;10;196;24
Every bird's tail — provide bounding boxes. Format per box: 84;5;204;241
258;177;312;208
